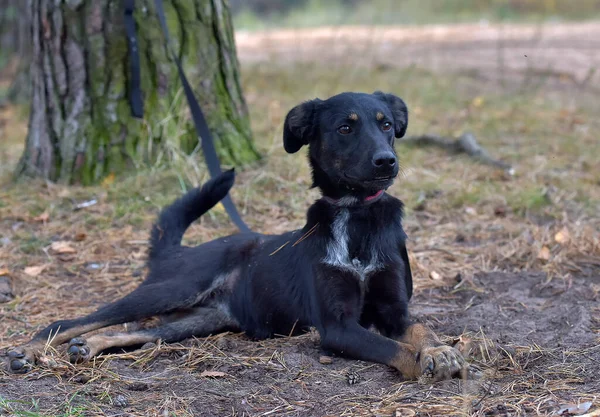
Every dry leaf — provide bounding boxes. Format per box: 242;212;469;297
24;265;47;277
537;246;551;261
213;202;225;213
33;211;50;223
58;188;71;198
0;267;9;276
57;254;76;262
471;96;485;108
199;371;228;378
493;205;507;217
319;355;333;365
101;172;116;187
50;241;76;254
37;355;58;369
554;227;570;244
453;335;473;356
131;250;145;260
429;271;442;280
558;109;571;119
74;232;87;242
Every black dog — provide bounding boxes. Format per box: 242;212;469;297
8;91;468;381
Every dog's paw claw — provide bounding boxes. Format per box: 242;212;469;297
7;348;35;373
68;338;90;364
422;357;434;376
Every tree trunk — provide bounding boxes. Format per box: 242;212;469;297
16;0;259;185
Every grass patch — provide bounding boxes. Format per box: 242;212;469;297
2;63;598;224
0;397;41;417
509;186;553;213
241;62;600;218
17;236;51;256
0;394;100;417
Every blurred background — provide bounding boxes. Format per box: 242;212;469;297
230;0;600;27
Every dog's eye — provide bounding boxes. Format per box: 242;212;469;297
337;125;352;135
382;122;393;131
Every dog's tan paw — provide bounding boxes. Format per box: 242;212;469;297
7;347;36;373
418;345;467;383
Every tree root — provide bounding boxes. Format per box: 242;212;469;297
400;132;513;174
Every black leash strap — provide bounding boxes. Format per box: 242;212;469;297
124;0;143;118
126;0;252;233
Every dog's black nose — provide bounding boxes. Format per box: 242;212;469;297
372;151;396;168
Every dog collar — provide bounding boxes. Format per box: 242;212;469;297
322;189;385;207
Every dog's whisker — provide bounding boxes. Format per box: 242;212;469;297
398;164;408;178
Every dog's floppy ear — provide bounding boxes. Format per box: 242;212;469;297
373;91;408;138
283;99;322;153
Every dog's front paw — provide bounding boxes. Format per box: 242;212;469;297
7;347;36;373
418;345;467;382
67;338;91;364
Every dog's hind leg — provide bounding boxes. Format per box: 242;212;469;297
7;281;202;373
67;306;238;363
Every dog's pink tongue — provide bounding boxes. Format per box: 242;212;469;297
365;190;384;201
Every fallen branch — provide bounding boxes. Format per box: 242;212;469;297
400;132;514;174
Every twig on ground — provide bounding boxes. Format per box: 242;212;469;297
400;132;513;173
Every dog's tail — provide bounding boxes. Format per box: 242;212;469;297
149;169;236;260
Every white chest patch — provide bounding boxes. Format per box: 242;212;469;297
323;209;384;281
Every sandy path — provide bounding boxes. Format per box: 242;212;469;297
235;21;600;86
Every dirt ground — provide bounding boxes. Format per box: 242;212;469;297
1;22;600;417
1;271;598;416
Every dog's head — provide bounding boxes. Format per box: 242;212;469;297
283;91;408;203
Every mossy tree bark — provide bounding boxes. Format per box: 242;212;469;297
16;0;259;185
